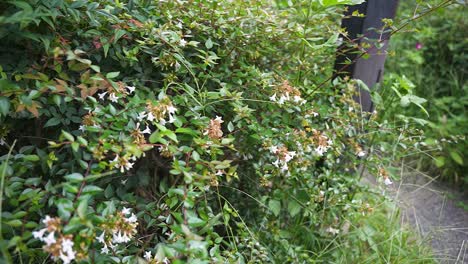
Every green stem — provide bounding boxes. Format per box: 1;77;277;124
0;139;16;263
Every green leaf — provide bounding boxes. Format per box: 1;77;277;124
44;117;61;127
227;121;234;132
6;220;22;227
268;200;281;216
450;151;464;165
287;200;301;217
106;72;120;79
77;198;88;219
64;173;84;182
205;38;213;49
81;185;103;195
71;142;80;152
62;130;75;142
0;97;10;116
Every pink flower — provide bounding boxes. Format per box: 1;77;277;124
415;42;423;50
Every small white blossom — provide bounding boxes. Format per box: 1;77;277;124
147;112;155;122
384;178;393;185
126;86;136;94
32;228;47;240
126;213;137;223
326;227;340;235
137;111;147;121
44;231;56;246
141;126;151;134
144;251;152;261
108;93;119;103
79;125;85;132
121;207;131;215
269;146;278;153
42;215;53;225
179;38;187;47
61;238;74;253
215;115;224;123
272;159;280;168
100;245;110;254
269;93;277;102
97;232;105;244
357;151;366;157
98;92;107;100
168;114;176;123
59;252;75;264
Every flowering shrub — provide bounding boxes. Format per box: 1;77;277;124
0;0;430;263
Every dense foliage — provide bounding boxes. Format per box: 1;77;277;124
0;0;435;263
385;1;467;187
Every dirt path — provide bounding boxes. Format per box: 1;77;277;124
388;166;468;263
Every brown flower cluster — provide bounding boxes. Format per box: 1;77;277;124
205;116;224;140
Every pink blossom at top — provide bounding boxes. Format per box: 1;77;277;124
415;42;423;50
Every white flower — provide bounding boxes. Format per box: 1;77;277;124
59;251;75;264
141;126;151;134
269;146;278;154
278;95;286;105
167;105;177;114
326;227;340;235
61;238;74;253
108;93;119;103
281;162;288;172
137;111;147;121
0;138;5;146
272;159;280;168
42;215;53;225
44;231;56;246
168;114;176;123
215;170;223;176
384;178;393;185
179;38;187;47
126;86;136;94
293;95;302;103
327;139;333;146
112;231;131;244
124;161;134;172
126;213;137;223
121;207;131;215
357;151;366;157
144;251;152;261
100;245;110;254
215;115;224;123
315;146;326;156
147;112;155;122
97;232;105;244
79;125;85;132
98;92;107;100
32;228;47;240
312;112;319;117
269;93;277;102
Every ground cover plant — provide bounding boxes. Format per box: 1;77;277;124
0;0;436;263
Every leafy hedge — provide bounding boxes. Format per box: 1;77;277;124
0;0;432;263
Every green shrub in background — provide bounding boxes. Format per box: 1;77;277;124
385;1;467;188
0;0;435;263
